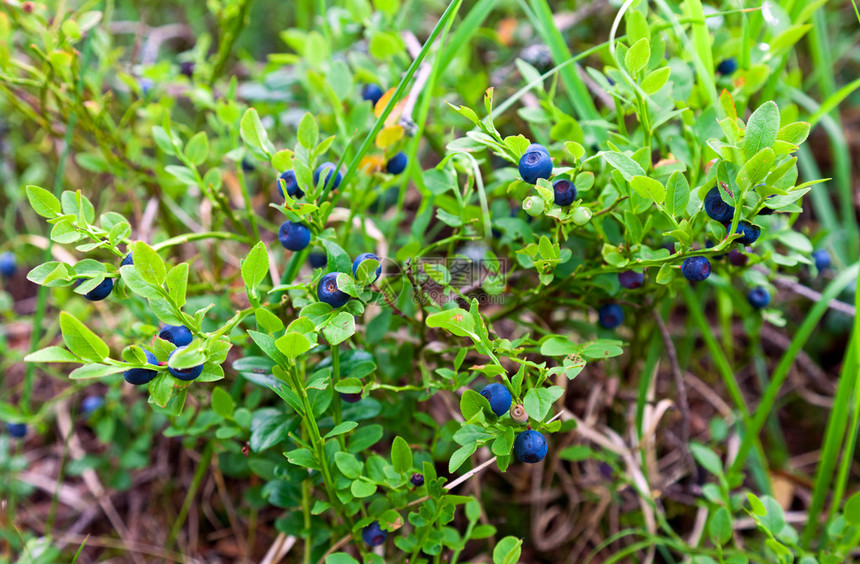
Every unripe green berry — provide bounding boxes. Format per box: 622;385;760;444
523;196;544;217
572;207;592;225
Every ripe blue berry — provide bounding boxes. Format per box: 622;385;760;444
241;158;255;172
479;382;512;417
0;252;17;277
352;252;381;284
6;422;27;439
410;473;425;487
313;162;342;192
813;249;831;272
361;84;384;106
717;57;738;75
385;152;408;175
747;287;771;309
682;256;711;282
618;270;644;289
518;145;552;184
83;278;114;301
733;221;761;245
552;178;576;207
598;304;624;329
362;521;387;547
728;250;748;267
526;143;549;156
279;221;311;251
339;392;362;403
317;272;350;308
514;429;548;463
124;350;159;385
308;252;328;269
704;187;734;223
168;347;204;381
158;324;193;347
121;253;134;267
81;395;104;414
139;78;154;96
277;170;303;198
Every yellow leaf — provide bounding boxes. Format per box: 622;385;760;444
375;126;404;149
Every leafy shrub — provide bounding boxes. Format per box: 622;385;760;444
1;0;858;562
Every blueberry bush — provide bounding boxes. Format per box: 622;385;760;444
1;0;859;562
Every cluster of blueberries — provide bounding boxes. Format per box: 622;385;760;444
518;143;577;207
123;323;203;385
479;382;548;464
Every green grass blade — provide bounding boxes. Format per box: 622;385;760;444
802;272;860;546
731;263;860;480
682;285;770;492
438;0;497;75
808;77;860;127
522;0;601;125
334;0;463;196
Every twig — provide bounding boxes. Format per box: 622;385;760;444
752;266;856;317
55;402;146;564
652;311;692;459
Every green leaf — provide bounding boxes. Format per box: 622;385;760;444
211;387;234;419
240;108;275;156
25;346;79;363
391;436;413;474
351;478;377;498
844;491;860;525
285;447;319;469
539;336;578;356
492;536;523;564
297;112;319;150
275;332;313;359
165;165;197;186
776;122;810;146
665;171;690;217
709;507;733;546
460;389;493;420
349;424;384;453
325;554;360;564
255;308;284;334
656;263;674;285
743;101;780;158
324;421;358;439
184;132;209;166
747;493;766;516
69;363;127;380
148;373;174;408
241;241;269;291
599;151;646;181
133;241;167;286
630;175;666;204
690;442;724;477
624;37;650;75
736;148;775;191
165;263;188;308
322;312;355;345
523;386;564;421
426;308;477;339
334;452;362;479
26;185;62;218
60;312;109;362
641;66;671;94
448;443;477;473
120;265;161;299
